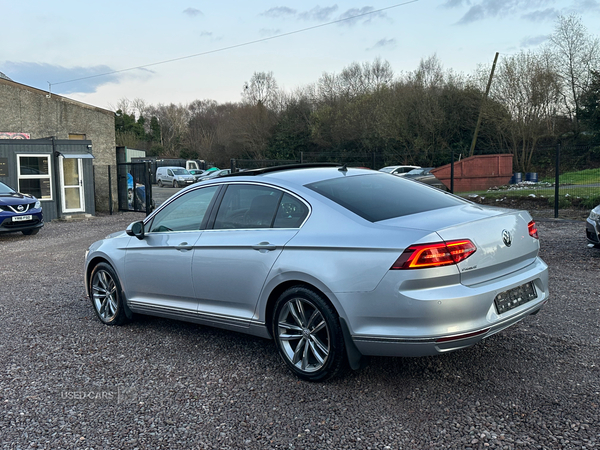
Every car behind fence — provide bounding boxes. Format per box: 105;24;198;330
93;145;600;220
230;145;600;219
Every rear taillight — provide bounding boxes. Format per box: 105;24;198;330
528;221;539;239
391;239;477;270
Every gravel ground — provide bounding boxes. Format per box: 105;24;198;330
0;211;599;449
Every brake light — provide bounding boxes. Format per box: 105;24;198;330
528;221;538;239
391;239;476;270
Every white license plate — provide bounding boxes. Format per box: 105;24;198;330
12;215;32;222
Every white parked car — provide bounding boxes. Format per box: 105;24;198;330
379;165;420;176
156;166;196;188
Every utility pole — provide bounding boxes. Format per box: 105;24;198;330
469;52;499;157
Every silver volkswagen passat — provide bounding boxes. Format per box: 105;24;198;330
85;164;549;381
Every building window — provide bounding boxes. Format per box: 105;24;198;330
68;133;86;140
17;154;52;200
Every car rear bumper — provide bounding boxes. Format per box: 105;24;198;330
337;257;549;357
351;298;546;357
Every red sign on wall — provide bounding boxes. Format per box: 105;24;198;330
0;132;30;139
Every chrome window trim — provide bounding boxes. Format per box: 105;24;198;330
145;180;312;230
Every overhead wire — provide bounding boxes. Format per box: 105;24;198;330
50;0;420;90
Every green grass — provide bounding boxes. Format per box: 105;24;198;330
461;185;598;199
457;171;600;210
540;168;600;185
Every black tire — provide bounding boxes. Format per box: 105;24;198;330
22;228;40;236
272;286;348;381
89;262;129;326
173;180;178;188
157;179;163;187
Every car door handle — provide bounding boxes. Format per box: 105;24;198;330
253;242;277;252
175;242;193;251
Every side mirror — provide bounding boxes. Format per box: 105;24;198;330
126;221;145;240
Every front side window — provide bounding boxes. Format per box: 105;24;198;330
148;185;218;232
17;155;52;200
213;184;309;229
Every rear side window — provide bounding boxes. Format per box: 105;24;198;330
306;174;464;222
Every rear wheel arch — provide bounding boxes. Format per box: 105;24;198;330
269;284;349;381
265;281;333;339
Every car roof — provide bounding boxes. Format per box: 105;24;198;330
208;163;378;187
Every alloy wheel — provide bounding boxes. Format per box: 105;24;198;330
92;269;118;322
277;297;331;373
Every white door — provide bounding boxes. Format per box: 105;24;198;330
59;157;85;213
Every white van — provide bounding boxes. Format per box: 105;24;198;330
156;166;196;187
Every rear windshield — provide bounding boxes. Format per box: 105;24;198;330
306;174;464;222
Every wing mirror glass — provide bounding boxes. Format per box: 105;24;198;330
126;221;145;240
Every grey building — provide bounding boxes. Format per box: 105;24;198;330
0;138;95;222
0;76;117;215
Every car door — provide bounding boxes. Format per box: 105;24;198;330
191;183;309;327
123;185;220;317
166;169;175;184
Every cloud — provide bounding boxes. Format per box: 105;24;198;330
2;62;126;95
521;8;559;22
298;5;339;21
368;38;397;50
338;7;386;26
183;8;203;17
261;6;297;18
457;4;486;24
261;5;385;26
442;0;472;7
259;28;282;37
454;0;556;25
520;34;550;47
568;0;600;13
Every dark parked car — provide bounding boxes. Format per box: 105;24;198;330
586;204;600;247
0;181;43;235
85;164;548;381
403;167;448;190
188;169;206;181
195;169;231;182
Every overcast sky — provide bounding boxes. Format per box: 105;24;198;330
2;0;599;111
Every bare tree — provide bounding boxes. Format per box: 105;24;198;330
548;14;600;134
149;103;190;157
488;51;562;171
409;54;445;89
242;71;280;110
316;58;395;101
186;100;223;159
111;98;131;115
367;57;394;91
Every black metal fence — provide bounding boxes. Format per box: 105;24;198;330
116;162;154;215
230;146;600;219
